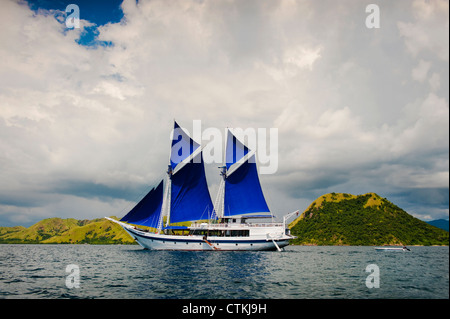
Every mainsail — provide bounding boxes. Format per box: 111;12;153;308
220;129;271;218
170;151;214;223
166;121;214;224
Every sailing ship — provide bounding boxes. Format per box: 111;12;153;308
106;121;298;251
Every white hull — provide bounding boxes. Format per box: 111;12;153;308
108;218;293;251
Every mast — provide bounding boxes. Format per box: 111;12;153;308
157;165;172;233
164;165;173;228
212;166;226;221
157;121;176;234
212;127;228;221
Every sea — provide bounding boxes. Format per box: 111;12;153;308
0;244;447;300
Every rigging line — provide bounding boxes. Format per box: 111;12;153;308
212;178;225;220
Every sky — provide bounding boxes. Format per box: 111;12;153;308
0;0;448;227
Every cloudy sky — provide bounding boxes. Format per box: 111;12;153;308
0;0;448;227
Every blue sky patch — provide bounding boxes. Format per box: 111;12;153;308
26;0;123;47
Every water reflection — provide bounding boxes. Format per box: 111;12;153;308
131;250;272;298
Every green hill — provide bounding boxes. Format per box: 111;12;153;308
0;217;135;245
289;193;449;246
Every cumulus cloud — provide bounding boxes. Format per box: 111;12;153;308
398;0;449;61
0;0;448;226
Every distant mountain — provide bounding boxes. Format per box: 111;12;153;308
0;217;135;244
289;193;449;246
427;219;449;232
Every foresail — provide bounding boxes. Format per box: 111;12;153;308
120;180;164;229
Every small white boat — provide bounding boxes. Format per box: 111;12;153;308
374;246;411;252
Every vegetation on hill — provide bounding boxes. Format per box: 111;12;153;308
289;193;449;246
0;217;135;244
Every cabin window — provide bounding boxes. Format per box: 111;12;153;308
230;230;249;237
190;229;249;237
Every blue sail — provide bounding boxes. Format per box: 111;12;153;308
170;152;214;223
170;121;200;171
225;129;249;170
120;180;163;228
224;155;271;217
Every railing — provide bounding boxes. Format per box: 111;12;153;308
190;222;284;228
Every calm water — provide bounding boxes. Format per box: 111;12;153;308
0;245;447;299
